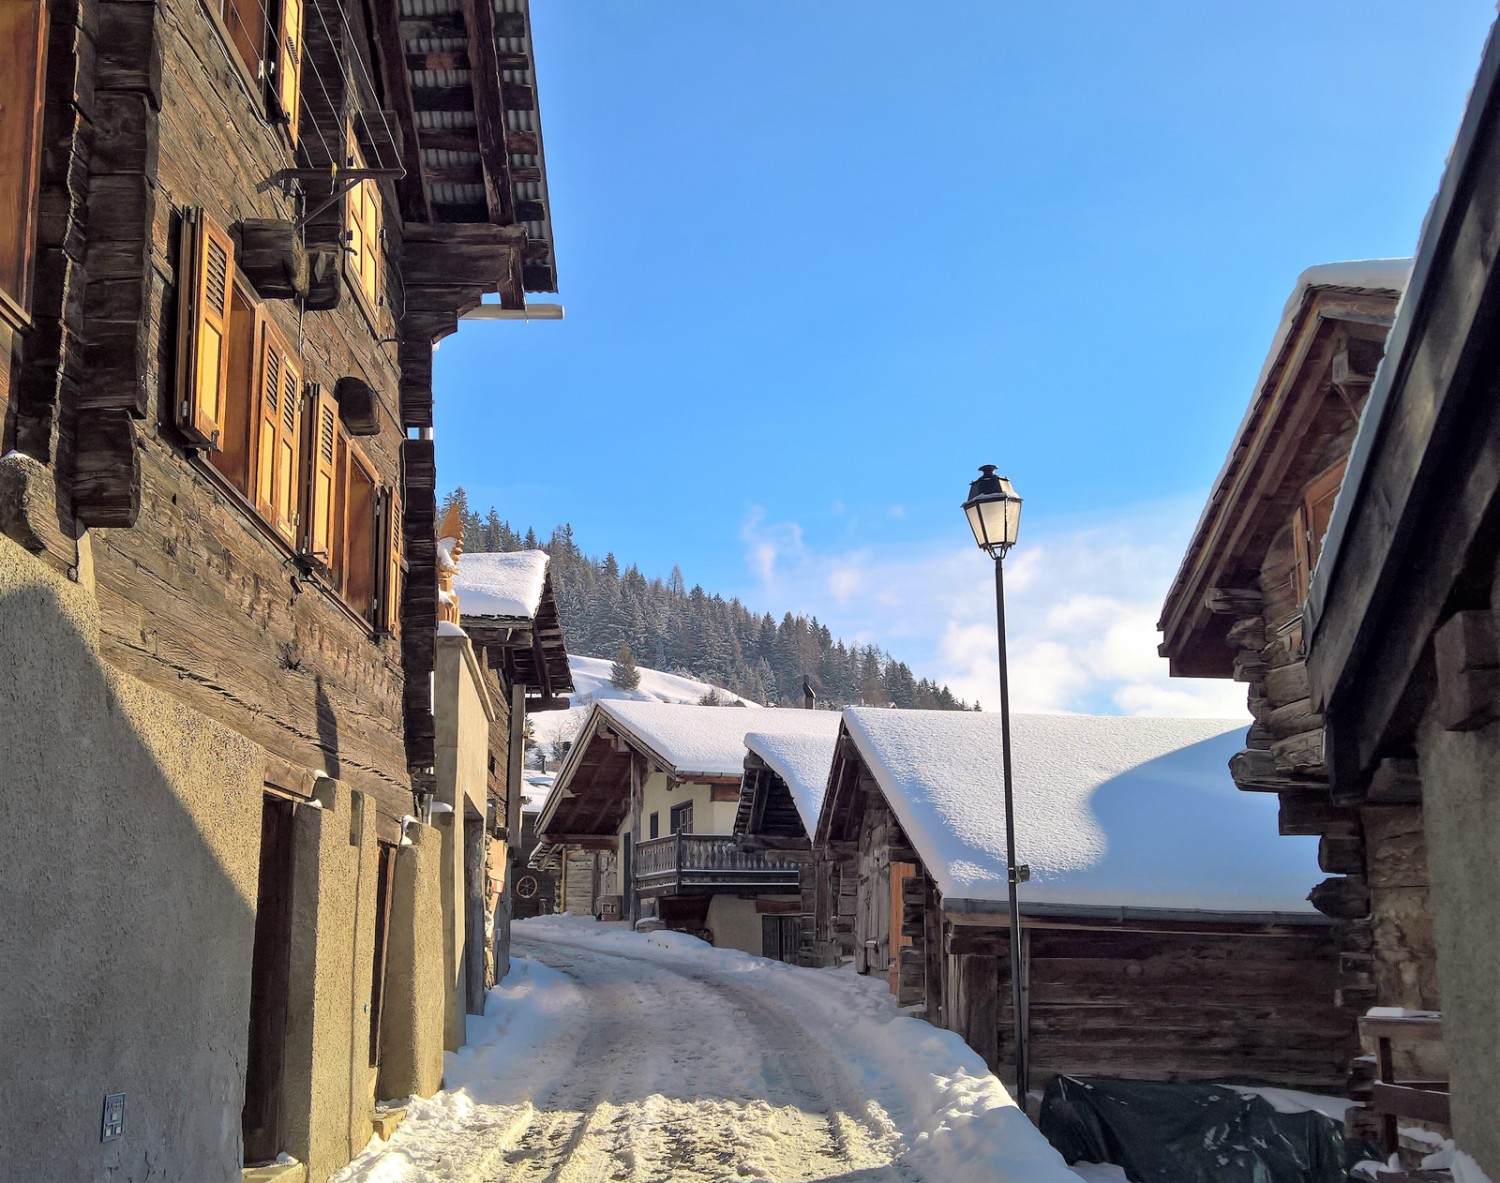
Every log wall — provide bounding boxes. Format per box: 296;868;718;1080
944;923;1355;1091
71;0;417;827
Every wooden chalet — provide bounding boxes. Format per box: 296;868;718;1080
1301;24;1500;1176
731;714;843;964
813;708;1357;1103
1157;261;1422;1041
534;702;834;955
0;0;558;1175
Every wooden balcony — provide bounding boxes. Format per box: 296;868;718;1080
633;833;800;897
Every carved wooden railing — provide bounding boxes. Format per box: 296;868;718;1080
634;833;799;888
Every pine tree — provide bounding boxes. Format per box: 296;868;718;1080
609;641;641;690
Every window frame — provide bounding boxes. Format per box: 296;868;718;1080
176;209;401;638
669;801;693;836
344;138;383;324
197;0;302;149
1291;457;1349;606
0;0;48;327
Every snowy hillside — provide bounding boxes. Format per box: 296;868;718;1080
530;655;756;760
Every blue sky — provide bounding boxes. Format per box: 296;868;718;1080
435;3;1494;713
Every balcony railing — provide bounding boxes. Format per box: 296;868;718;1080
633;833;800;894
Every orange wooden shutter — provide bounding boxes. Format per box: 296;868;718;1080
380;486;404;636
176;210;234;449
274;346;303;543
254;322;283;519
302;383;339;560
276;0;303;143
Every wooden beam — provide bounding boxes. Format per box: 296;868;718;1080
1205;587;1264;616
457;0;515;224
1366;757;1422;805
367;0;431;222
1434;609;1500;731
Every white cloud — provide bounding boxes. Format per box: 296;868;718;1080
734;495;1249;720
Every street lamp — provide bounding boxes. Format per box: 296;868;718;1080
962;464;1029;1106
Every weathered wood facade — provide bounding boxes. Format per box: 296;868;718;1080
812;713;1358;1100
1303;26;1500;1177
0;0;558;1175
1157;268;1448;1108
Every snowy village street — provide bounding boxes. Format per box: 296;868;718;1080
330;918;1082;1183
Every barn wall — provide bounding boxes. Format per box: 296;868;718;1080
1013;926;1354;1089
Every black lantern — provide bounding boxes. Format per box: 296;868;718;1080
962;465;1023;559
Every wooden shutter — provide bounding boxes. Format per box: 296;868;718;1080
253;321;282;519
274;347;303;543
176;210;235;449
1292;458;1348;604
275;0;303;143
301;383;339;561
379;485;404;636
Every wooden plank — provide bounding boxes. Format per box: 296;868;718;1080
457;0;515;225
368;1;431;222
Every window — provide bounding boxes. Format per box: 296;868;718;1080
203;0;302;144
0;0;47;320
177;209;401;633
346;140;381;308
670;801;693;835
649;812;659;840
1292;458;1348;605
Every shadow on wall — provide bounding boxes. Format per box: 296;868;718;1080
0;541;262;1183
315;673;341;781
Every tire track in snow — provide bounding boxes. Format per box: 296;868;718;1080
499;931;926;1183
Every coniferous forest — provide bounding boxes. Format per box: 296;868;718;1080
443;489;979;711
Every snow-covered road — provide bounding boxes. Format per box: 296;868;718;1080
331;916;1081;1183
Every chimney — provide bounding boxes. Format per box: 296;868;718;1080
802;676;816;710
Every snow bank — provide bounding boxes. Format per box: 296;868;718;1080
842;708;1321;914
744;720;842;834
600;700;835;779
454;550;549;620
515;915;1079;1183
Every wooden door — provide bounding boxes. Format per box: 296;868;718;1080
242;796;296;1165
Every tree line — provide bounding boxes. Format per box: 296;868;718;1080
442;489;980;711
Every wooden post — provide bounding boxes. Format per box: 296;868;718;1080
629;754;643;926
506;683;525;855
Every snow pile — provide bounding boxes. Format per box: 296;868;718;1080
599;700;833;779
744;719;843;834
454;550;549;620
843;708;1321;914
531;654;753;756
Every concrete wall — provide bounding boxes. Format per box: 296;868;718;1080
1417;709;1500;1175
279;779;381;1182
706;896;763;956
0;532;264;1182
379;823;445;1100
434;634;496;1050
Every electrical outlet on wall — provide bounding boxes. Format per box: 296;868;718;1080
101;1094;125;1142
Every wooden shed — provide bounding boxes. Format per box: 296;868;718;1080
812;707;1358;1101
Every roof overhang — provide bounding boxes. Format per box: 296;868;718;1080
942;896;1330;929
372;0;557;295
460;569;572;706
1158;285;1401;677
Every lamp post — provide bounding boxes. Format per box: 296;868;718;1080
961;464;1028;1106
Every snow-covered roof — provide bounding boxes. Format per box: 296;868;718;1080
839;708;1321;918
600;701;837;780
454;550;549;620
521;771;555;813
744;719;842;834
